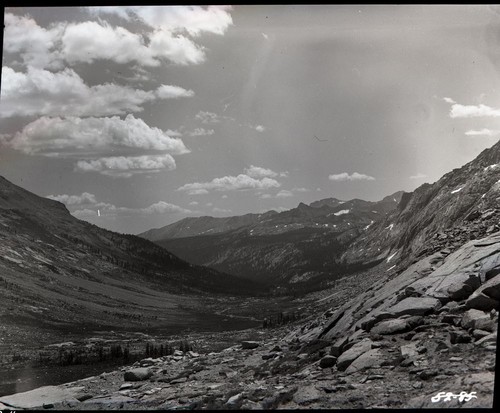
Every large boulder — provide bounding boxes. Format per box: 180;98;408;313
345;349;383;374
371;316;423;335
241;341;260;350
386;297;442;317
0;386;84;409
336;338;373;371
123;368;152;381
461;309;491;330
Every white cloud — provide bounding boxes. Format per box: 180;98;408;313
280;171;289;178
141;201;191;215
443;97;456;104
189;201;199;205
329;172;376;181
464;128;500;137
292;187;309;192
276;190;294;198
178;174;280;194
3;13;63;69
75;154;176;177
409;172;428;180
262;33;269;40
195;111;220;124
221;195;228;199
449;103;500;118
244;165;278;179
189;128;215;136
156;84;194;99
7;115;189;156
91;6;233;37
46;192;97;205
1;66;191;118
3;10;229;69
260;194;272;199
255;125;265;132
72;208;98;219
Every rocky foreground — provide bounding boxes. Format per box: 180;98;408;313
1;231;499;409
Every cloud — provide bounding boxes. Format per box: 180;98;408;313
195;111;220;124
244;165;278;179
6;115;189;156
141;201;191;215
71;199;191;219
409;172;428;180
189;201;199;205
255;125;265;132
75;154;176;177
156;84;195;99
443;97;456;104
464;128;500;137
221;195;228;199
46;192;97;205
1;66;192;118
3;13;63;69
329;172;376;181
449;103;500;118
90;6;233;37
3;9;233;69
260;194;272;199
262;33;269;40
292;187;309;192
178;174;280;194
189;128;215;136
276;190;294;198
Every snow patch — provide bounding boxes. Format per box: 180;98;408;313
482;193;486;199
451;187;463;194
485;164;499;171
387;265;396;272
386;223;394;231
364;220;374;230
387;252;397;262
334;209;350;216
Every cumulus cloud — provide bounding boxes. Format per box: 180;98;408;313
464;128;500;137
6;115;189;156
90;5;233;37
328;172;375;181
75;154;176;177
3;13;63;69
189;128;215;136
189;201;199;206
3;12;219;69
448;103;500;118
409;173;428;180
156;84;195;99
443;97;456;104
292;187;309;192
255;125;265;132
178;174;280;195
212;207;232;213
195;111;220;124
0;67;193;118
244;165;278;179
71;198;191;219
46;192;97;205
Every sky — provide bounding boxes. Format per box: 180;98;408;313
2;5;500;234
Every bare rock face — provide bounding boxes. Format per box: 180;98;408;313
345;349;383;374
241;341;260;350
0;386;84;409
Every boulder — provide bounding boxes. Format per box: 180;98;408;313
478;274;500;301
465;293;499;312
461;309;491;330
241;341;260;350
386;297;442;317
371;316;423;335
336;338;373;371
475;333;497;347
123;368;152;381
0;386;84;409
292;385;322;405
345;349;383;374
